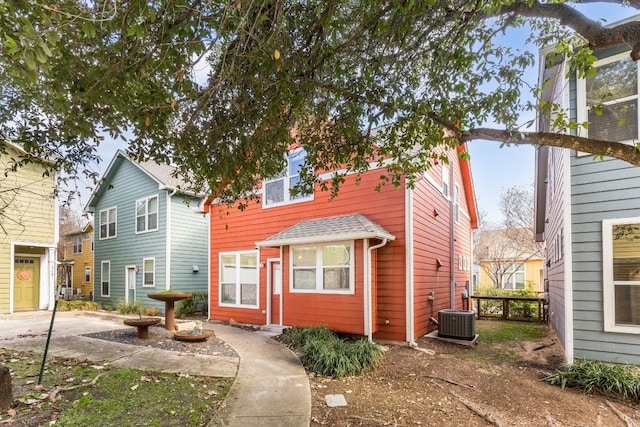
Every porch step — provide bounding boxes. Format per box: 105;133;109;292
261;324;286;334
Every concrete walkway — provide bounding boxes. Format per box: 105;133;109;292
0;311;311;426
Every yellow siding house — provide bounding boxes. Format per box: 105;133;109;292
0;141;58;313
60;223;94;297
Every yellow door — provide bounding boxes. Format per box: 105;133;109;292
14;257;40;309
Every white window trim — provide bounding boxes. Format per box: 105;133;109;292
101;261;110;297
219;250;260;309
454;184;460;225
603;217;640;333
442;165;450;199
262;148;314;208
72;235;82;254
142;257;156;287
85;265;91;283
503;263;526;290
289;241;355;295
135;195;159;234
576;51;638;145
99;207;117;240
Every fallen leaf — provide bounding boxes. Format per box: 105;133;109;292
131;384;139;391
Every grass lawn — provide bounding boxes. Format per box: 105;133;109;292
1;349;233;426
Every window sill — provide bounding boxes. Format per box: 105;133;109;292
219;302;260;309
290;289;355;295
263;195;314;209
135;229;159;235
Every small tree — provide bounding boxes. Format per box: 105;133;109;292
475;185;542;290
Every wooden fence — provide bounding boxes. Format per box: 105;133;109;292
473;295;546;322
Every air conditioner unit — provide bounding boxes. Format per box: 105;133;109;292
438;309;475;340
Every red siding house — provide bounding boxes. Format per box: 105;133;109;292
206;146;478;343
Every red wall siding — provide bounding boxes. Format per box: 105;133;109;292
412;151;473;339
209;169;407;337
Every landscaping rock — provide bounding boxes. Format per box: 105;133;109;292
0;365;12;411
325;394;347;407
174;322;197;332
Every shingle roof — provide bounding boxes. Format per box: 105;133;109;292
137;160;193;192
256;213;395;247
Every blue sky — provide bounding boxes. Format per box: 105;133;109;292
466;4;638;225
74;4;639;223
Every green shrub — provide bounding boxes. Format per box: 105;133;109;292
141;306;161;316
117;301;143;315
544;360;640;401
288;326;336;348
57;300;101;311
176;292;208;318
102;304;113;311
474;286;540;319
290;326;384;378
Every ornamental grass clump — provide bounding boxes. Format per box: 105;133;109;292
290;326;384;378
544;359;640;401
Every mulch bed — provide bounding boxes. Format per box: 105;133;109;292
83;325;239;358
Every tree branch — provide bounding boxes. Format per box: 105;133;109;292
495;1;640;59
462;128;640;166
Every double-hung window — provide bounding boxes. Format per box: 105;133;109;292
101;261;110;297
263;148;312;207
579;52;639;143
442;165;450;198
502;263;525;290
143;258;155;287
220;251;258;307
453;184;460;224
72;235;82;254
85;265;91;283
99;207;117;239
291;242;353;293
136;196;158;233
603;218;640;333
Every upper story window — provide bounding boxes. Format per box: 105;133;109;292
136;195;158;233
579;52;639;143
263;148;313;207
442;165;450;198
99;207;117;240
453;184;460;224
291;242;354;294
72;235;82;254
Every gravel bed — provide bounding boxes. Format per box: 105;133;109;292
83;325;239;358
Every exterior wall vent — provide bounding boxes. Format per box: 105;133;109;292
438;309;475;340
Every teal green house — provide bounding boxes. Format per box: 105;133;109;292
86;151;208;311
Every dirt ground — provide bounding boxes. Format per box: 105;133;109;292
308;322;640;427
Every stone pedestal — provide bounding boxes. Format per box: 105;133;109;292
0;366;12;411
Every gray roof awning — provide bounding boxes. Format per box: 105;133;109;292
256;213;395;247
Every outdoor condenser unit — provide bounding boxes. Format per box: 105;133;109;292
438;309;475;340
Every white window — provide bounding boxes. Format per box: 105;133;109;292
291;242;354;293
502;263;526;290
99;207;117;239
101;261;110;297
136;195;158;233
603;218;640;333
143;258;155;287
220;251;258;307
263;148;313;207
72;235;82;254
85;265;91;283
454;184;460;224
578;52;639;143
442;165;450;198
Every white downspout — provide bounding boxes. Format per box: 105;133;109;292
366;238;389;342
165;188;177;290
406;187;417;346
